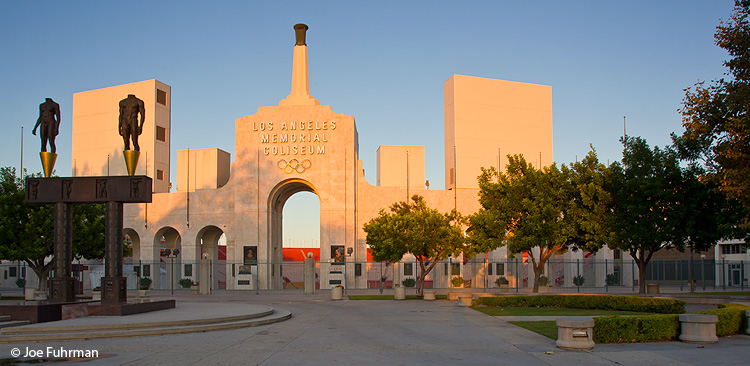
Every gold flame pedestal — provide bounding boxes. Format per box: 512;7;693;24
40;152;57;178
123;150;140;176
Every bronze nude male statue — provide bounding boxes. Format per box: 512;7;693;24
32;98;61;153
119;94;145;151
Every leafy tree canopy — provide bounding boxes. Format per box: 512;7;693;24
469;150;611;292
674;0;750;209
0;167;106;290
608;137;747;293
363;195;469;296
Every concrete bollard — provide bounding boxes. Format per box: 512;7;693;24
556;317;595;350
457;294;473;307
646;284;660;294
679;314;718;343
423;290;436;301
331;285;343;300
394;286;406;300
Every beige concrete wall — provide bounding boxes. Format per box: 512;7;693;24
376;145;425;189
72;79;171;192
445;75;553;190
176;148;231;192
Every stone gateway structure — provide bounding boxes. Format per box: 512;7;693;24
72;24;559;291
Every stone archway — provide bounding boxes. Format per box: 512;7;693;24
268;178;318;289
196;225;226;291
122;228;141;290
123;228;141;260
152;227;181;290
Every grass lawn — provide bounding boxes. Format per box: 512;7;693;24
471;307;650;317
348;294;448;300
509;321;558;340
666;291;750;296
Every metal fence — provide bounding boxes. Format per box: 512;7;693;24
1;258;747;293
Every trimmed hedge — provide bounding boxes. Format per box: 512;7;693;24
594;314;680;343
473;295;686;314
696;304;750;337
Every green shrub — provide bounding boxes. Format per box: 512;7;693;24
495;276;509;286
139;277;152;290
401;278;416;287
594;314;680;343
606;273;618;286
15;278;26;288
696;304;750;337
538;275;549;286
179;278;193;288
573;275;585;286
451;276;464;288
473;295;686;314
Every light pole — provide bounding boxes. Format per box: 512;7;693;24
164;248;180;294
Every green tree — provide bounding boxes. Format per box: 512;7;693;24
607;137;746;293
470;151;611;292
0;167;107;291
674;0;750;209
363;195;468;297
678;166;748;291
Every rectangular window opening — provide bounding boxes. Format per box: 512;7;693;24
157;89;167;105
156;126;166;142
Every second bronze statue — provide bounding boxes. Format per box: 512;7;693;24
119;94;145;151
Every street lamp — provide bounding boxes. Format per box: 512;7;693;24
164;248;180;294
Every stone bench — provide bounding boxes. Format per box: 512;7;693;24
447;292;494;301
457;294;473;307
423;290;436;301
646;284;660;294
556;317;595;350
679;314;718;343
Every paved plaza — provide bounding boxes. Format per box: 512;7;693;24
1;290;749;365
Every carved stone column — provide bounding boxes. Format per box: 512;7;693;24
49;202;74;302
102;201;126;304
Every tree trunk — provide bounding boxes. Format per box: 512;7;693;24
637;262;648;294
532;263;543;293
30;264;52;292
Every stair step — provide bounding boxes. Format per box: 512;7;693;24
0;308;291;343
0;321;30;329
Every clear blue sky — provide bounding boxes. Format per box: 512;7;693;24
0;1;736;243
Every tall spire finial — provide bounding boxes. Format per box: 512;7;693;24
280;23;320;106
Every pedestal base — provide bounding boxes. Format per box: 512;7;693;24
39;152;57;178
48;277;75;303
101;277;127;304
123;150;140;176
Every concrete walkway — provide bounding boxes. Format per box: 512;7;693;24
0;291;748;365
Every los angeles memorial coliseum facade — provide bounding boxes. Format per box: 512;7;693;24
70;25;607;291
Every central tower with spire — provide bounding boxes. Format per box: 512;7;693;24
279;23;320;106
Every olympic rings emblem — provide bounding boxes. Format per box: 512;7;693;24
277;159;312;174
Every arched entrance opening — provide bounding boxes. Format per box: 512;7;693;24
196;226;227;291
123;228;141;290
269;178;319;290
153;227;181;290
281;191;320;289
123;228;141;261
